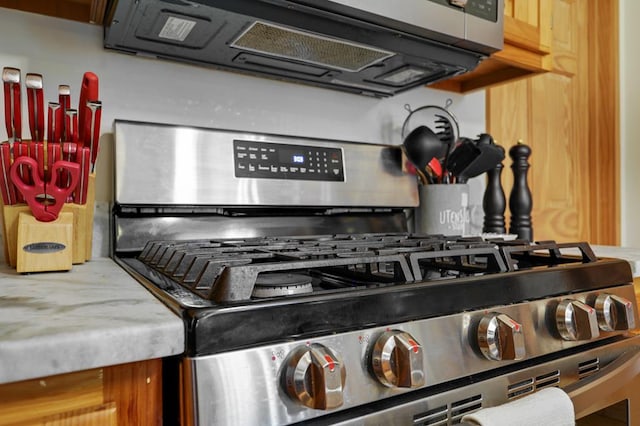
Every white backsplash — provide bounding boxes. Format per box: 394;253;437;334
0;7;487;258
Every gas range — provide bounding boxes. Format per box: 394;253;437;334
112;121;640;425
123;233;632;352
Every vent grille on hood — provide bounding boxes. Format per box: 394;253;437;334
104;0;504;97
231;21;394;72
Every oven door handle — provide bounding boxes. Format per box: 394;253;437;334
563;344;640;418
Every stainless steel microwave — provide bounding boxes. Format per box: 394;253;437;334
104;0;504;97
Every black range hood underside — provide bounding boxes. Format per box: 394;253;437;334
104;0;485;97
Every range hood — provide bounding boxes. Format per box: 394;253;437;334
104;0;504;97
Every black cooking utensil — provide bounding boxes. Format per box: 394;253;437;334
434;114;455;146
450;133;505;183
445;137;480;181
402;125;449;184
400;102;460;183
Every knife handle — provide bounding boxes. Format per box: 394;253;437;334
47;103;62;144
27;88;36;142
26;74;45;142
27;89;45;142
59;85;71;141
0;143;16;205
85;101;102;172
77;72;99;143
3;81;21;143
64;109;79;143
73;147;90;205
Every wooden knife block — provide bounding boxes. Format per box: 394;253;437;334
15;211;73;273
0;173;95;272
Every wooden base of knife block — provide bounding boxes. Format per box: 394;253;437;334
1;173;95;270
15;212;73;273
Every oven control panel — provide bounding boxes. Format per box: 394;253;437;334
234;140;345;181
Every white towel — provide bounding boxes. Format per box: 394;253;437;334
461;387;575;426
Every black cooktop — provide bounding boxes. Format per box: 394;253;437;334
116;234;633;356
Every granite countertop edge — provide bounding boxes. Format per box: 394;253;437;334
0;257;185;385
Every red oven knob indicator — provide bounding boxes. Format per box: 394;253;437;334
370;330;425;388
282;343;346;410
594;294;636;331
477;313;526;361
324;354;336;372
555;299;600;341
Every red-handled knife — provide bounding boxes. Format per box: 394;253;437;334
0;142;16;205
25;73;44;143
58;84;71;141
64;109;78;143
77;72;99;144
2;67;22;150
47;102;62;145
84;100;102;172
74;147;90;204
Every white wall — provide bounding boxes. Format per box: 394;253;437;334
0;8;486;256
620;0;640;246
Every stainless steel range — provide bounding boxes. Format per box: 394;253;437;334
112;120;640;425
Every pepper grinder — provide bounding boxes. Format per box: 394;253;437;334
482;145;506;234
508;141;533;241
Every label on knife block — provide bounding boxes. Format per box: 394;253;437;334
16;212;73;273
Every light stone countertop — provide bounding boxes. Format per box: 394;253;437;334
0;258;184;385
591;245;640;278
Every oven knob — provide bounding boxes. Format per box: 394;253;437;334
556;299;600;340
370;330;425;388
594;294;636;331
283;343;346;410
477;313;525;361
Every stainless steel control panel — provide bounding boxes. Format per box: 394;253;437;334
114;120;418;207
234;140;344;181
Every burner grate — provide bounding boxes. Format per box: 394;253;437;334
136;234;598;303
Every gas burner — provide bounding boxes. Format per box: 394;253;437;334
251;273;314;299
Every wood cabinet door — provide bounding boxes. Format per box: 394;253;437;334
487;0;619;244
431;0;553;93
496;0;552;67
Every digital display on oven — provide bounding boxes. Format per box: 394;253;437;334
278;147;306;165
233;140;345;181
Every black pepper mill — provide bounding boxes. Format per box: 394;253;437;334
482;145;506;234
508;141;533;241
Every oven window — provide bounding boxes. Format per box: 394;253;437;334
576;400;628;425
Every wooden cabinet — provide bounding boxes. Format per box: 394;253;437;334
0;0;107;24
431;0;553;93
0;359;162;426
486;0;619;244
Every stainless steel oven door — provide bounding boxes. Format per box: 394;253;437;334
328;337;640;426
567;344;640;425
